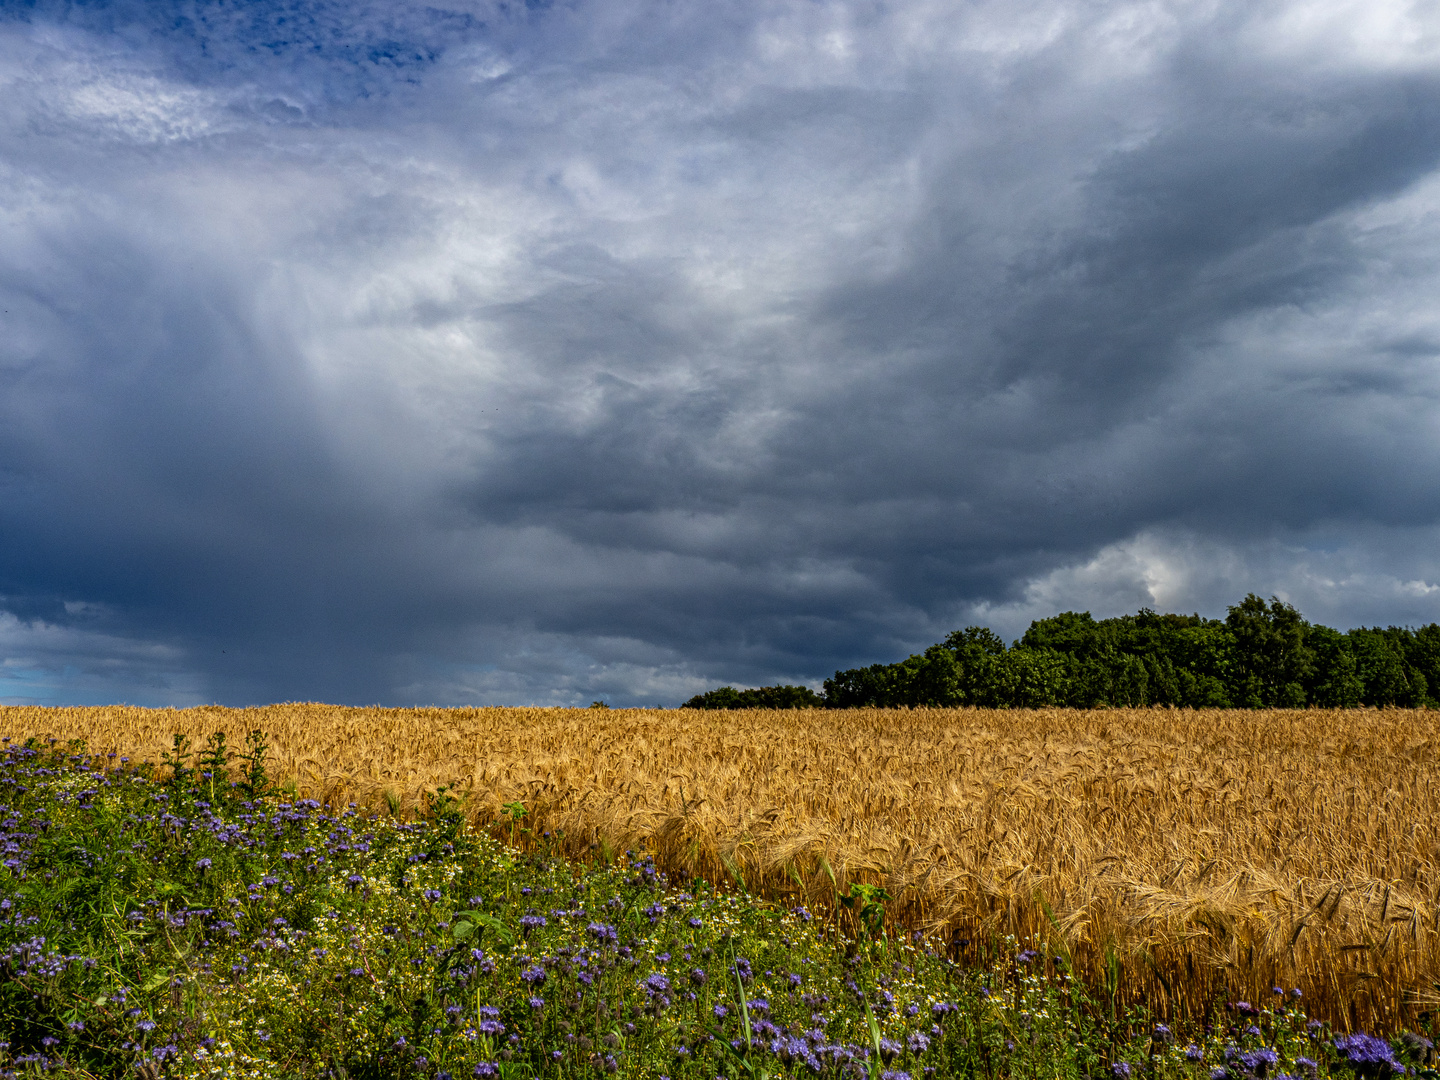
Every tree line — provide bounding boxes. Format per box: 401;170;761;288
681;594;1440;709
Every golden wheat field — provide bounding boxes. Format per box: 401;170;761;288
3;704;1436;1031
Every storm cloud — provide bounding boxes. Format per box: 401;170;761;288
1;0;1438;706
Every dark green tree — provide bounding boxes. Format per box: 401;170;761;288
1347;629;1423;706
1304;625;1362;707
699;598;1438;711
682;684;824;709
1224;594;1313;707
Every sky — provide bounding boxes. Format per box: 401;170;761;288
1;0;1439;707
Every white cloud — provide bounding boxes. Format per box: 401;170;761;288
966;528;1440;642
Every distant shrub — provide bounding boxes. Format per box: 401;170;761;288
681;684;825;709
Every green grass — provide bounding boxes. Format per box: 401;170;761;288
0;734;1434;1080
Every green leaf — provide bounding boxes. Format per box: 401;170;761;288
475;912;514;944
863;999;883;1080
452;910;514;946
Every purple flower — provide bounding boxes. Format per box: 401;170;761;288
644;973;671;995
1334;1034;1405;1078
1241;1049;1280;1078
586;922;619;944
1112;1064;1132;1079
907;1032;931;1054
521;966;546;986
474;1065;499;1078
195;858;212;871
528;996;544;1009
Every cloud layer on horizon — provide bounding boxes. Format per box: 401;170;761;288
2;0;1439;706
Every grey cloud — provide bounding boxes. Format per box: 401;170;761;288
1;0;1439;705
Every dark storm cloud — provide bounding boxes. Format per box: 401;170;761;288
1;0;1439;705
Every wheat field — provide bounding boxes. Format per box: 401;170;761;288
3;704;1436;1031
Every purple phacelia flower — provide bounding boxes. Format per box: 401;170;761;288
1334;1034;1404;1078
1241;1048;1279;1078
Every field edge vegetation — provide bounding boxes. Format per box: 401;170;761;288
6;733;1439;1079
1;704;1436;1037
